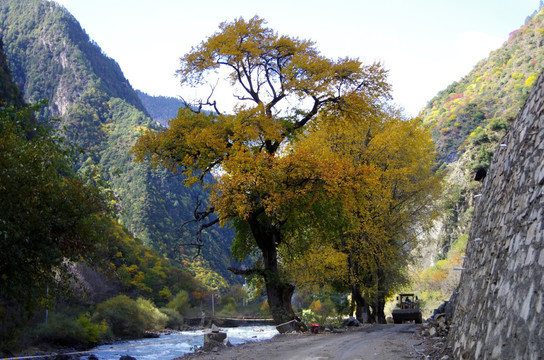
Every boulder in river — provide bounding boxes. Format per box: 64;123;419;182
202;331;230;352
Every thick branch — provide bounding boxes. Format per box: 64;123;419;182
265;93;286;117
293;96;326;130
197;217;220;235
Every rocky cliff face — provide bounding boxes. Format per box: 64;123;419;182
447;72;544;359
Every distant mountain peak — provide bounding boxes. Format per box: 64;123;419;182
0;0;147;118
136;90;184;127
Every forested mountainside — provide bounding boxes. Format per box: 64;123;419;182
136;90;184;127
0;38;209;349
0;38;25;108
0;0;236;289
422;8;544;164
415;7;544;312
0;0;145;118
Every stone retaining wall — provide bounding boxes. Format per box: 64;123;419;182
447;73;544;359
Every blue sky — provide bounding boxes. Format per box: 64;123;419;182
56;0;538;116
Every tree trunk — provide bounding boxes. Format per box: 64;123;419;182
372;296;387;324
249;214;296;326
262;244;296;324
372;270;387;324
264;275;295;324
351;285;372;323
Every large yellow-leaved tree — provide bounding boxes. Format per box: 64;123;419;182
132;16;426;327
281;107;442;323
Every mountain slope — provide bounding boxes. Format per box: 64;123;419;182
414;7;544;312
0;0;145;118
136;90;184;127
421;8;544;164
0;0;236;290
0;38;26;108
0;39;203;344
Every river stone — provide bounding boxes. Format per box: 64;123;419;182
211;323;220;333
202;331;229;352
206;331;227;342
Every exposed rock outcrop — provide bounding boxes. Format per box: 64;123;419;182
446;72;544;359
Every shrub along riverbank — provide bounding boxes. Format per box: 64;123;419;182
28;295;184;349
9;288;272;358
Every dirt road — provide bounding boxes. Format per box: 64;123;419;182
177;324;422;360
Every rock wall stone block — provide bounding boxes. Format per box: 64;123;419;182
447;72;544;359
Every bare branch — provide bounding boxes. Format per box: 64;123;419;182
234;94;255;101
179;216;219;258
177;195;219;258
263;58;278;100
204;83;223;115
229;59;260;104
179;95;198;113
179;82;223;115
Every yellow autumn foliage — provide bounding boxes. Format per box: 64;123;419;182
133;16;440;323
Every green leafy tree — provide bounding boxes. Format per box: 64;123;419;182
166;290;190;316
0;102;114;347
0;101;113;298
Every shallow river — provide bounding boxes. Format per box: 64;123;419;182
81;326;278;360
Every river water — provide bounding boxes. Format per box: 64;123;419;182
81;326;278;360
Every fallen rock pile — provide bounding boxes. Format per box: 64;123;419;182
413;314;453;359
